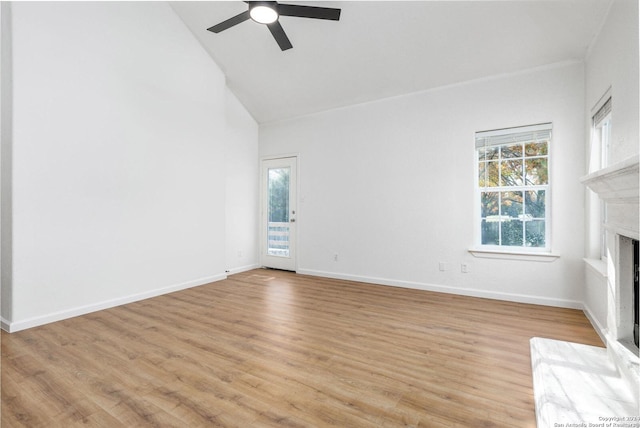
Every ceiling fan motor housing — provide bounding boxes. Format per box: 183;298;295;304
249;2;280;24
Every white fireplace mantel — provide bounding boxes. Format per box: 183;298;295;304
580;154;640;204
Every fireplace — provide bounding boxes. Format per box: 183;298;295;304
611;234;640;362
530;155;639;427
581;154;639;394
583;154;640;385
634;239;639;348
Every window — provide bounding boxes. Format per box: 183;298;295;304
476;123;551;251
590;97;611;172
589;97;612;260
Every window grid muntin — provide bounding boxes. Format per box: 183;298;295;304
477;132;550;250
480;186;547;247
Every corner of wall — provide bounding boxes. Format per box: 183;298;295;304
224;87;260;274
1;1;13;326
583;302;608;345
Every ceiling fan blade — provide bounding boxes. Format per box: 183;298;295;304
278;4;341;21
267;21;293;51
207;10;251;33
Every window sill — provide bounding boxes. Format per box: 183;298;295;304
468;248;560;262
583;258;608;278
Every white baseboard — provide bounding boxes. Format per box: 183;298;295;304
297;268;583;309
582;302;608;344
2;273;227;333
225;263;261;275
4;268;587;333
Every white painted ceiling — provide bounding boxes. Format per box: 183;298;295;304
171;1;612;124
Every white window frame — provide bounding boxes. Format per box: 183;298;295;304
474;123;552;253
590;96;612;261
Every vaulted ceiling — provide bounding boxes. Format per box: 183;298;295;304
171;1;613;124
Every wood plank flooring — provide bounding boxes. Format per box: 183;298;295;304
1;269;603;427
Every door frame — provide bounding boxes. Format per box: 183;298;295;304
260;155;299;271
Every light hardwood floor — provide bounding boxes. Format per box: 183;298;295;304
1;269;602;427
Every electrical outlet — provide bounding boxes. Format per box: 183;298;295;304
237;250;243;258
334;253;339;262
439;262;446;271
461;263;468;273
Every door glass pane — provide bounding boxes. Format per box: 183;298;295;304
267;167;290;257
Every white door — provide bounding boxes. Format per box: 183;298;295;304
261;157;297;271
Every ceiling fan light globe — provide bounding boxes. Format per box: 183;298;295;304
250;6;278;24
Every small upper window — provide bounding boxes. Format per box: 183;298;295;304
476;123;551;251
590;97;612;172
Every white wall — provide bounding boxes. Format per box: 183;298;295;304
1;2;258;331
586;0;639;166
1;2;13;323
260;62;586;307
225;87;259;274
583;0;639;336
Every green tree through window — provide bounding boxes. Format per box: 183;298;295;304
476;124;551;249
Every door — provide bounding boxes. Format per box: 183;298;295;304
261;157;297;271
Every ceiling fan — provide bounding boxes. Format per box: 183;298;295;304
206;1;341;51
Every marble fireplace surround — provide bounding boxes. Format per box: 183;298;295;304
531;155;640;427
